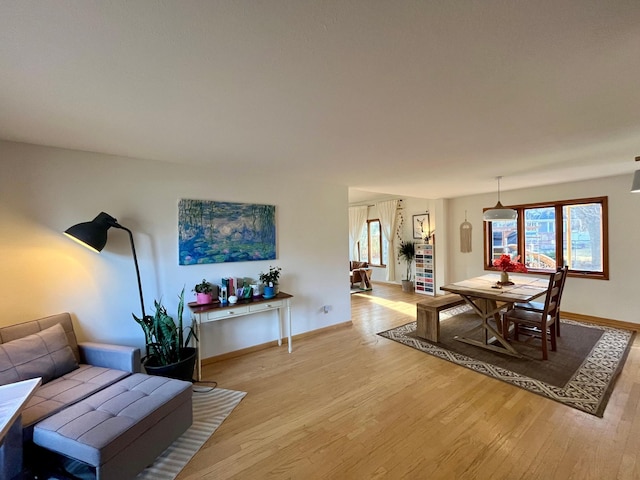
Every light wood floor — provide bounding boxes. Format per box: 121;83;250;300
179;283;640;479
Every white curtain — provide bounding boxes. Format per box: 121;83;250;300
377;199;399;281
348;206;368;261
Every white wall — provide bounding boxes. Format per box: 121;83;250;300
352;196;437;285
0;140;351;358
446;174;640;324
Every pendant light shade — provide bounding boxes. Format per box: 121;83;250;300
631;156;640;193
483;176;517;222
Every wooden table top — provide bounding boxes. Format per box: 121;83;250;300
441;274;549;303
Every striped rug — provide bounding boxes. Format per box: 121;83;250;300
137;387;246;480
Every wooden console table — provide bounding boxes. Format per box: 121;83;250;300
188;292;293;381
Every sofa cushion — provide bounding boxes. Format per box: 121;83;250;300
0;323;78;386
33;374;193;468
21;364;132;428
0;313;80;363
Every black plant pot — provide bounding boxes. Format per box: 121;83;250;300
144;347;197;382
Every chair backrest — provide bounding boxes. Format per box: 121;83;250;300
555;265;569;316
541;266;568;325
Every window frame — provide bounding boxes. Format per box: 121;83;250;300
483;196;609;280
357;219;387;267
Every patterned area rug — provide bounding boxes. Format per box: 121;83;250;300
378;306;634;417
137;387;246;479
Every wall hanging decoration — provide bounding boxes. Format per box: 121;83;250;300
460;210;472;253
413;212;431;241
394;199;404;245
178;199;276;265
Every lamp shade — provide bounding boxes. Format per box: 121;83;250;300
64;211;147;319
631;170;640;193
64;212;117;252
483;202;518;221
483;176;517;221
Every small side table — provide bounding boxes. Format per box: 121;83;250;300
0;377;42;480
358;268;372;289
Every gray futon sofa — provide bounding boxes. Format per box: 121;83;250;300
0;313;193;480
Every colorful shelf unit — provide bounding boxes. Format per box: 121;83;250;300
415;243;435;295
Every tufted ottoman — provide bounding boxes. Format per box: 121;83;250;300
33;373;192;480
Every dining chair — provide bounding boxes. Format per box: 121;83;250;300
512;265;568;336
502;267;567;360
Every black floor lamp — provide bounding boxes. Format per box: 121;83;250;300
64;212;146;319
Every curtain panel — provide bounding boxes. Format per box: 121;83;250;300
377;199;399;281
348;206;368;261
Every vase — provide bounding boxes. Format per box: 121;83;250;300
196;292;212;304
263;286;275;298
500;271;509;284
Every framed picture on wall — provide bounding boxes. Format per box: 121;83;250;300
413;213;430;240
178;199;276;265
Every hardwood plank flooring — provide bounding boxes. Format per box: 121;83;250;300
178;282;640;479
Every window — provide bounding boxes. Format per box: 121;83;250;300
358;219;388;267
484;197;608;279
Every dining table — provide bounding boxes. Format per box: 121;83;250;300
440;273;549;356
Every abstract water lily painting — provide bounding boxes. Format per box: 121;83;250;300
178;199;276;265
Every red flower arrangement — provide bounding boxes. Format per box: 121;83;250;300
493;254;528;273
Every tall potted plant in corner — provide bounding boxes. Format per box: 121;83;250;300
398;240;416;293
133;287;198;381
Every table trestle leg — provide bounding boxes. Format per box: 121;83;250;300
453;295;522;357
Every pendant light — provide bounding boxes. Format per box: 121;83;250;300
483;176;517;222
631;156;640;193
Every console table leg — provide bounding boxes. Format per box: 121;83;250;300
287;300;292;353
195;320;202;381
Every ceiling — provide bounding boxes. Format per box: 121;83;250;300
1;1;638;202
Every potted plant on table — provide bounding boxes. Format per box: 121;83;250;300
259;266;281;298
193;278;214;304
492;254;528;285
133;287;198;381
398;240;416;293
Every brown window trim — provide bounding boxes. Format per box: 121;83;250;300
357;219;387;267
483;196;608;280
